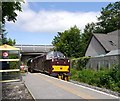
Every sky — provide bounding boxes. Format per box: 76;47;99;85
6;2;112;45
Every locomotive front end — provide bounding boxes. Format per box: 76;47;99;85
46;51;71;81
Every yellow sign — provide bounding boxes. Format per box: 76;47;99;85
52;65;69;72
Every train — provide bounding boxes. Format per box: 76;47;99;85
27;51;71;81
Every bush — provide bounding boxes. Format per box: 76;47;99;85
71;65;120;93
70;68;79;81
9;61;18;69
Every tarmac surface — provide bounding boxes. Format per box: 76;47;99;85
23;72;119;100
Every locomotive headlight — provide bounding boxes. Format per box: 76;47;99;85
68;60;70;62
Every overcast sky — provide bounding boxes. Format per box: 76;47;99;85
6;2;111;45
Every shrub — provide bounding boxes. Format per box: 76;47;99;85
9;61;18;69
71;65;120;93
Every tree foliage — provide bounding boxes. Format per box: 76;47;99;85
2;1;23;24
0;26;16;45
81;1;120;55
96;1;120;33
52;26;82;58
0;1;23;46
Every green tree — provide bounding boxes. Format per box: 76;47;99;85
52;26;82;58
2;1;23;24
0;1;23;45
97;1;120;33
7;38;16;45
81;1;120;55
0;29;16;45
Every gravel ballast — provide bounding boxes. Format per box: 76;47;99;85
2;81;34;100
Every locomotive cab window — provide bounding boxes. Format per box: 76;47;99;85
46;51;54;59
54;51;65;59
46;51;65;60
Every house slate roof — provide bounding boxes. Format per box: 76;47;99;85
106;49;120;56
93;30;119;52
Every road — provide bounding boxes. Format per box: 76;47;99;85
23;72;119;100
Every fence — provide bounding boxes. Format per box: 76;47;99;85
0;44;21;82
86;54;120;70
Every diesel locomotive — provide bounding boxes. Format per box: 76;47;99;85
27;51;71;80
